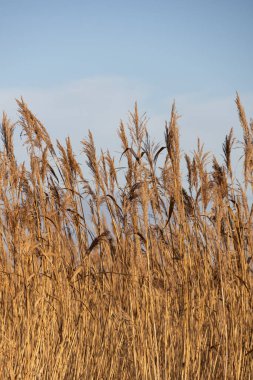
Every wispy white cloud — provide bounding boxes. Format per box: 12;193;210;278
0;77;150;156
0;78;252;167
148;92;253;156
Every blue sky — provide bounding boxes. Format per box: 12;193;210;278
0;0;253;158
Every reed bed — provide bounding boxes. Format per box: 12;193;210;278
0;95;252;379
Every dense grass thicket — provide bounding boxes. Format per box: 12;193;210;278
0;95;252;379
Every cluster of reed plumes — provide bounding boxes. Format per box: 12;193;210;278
0;95;252;379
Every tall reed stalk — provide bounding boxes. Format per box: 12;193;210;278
0;96;252;379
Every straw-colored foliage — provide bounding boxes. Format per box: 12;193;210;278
0;96;252;379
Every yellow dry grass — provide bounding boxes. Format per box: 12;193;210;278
0;95;252;379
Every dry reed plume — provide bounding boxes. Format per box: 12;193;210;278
0;95;252;379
